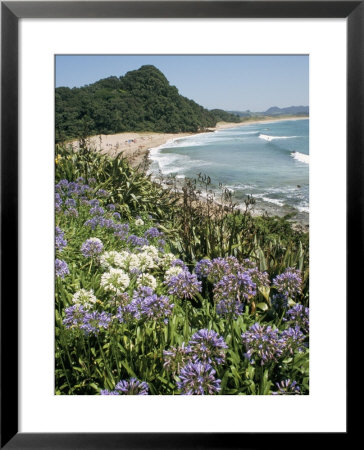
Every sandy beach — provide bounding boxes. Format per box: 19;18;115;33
71;131;195;168
70;116;308;168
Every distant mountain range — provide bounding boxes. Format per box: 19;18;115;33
263;105;309;116
228;106;309;117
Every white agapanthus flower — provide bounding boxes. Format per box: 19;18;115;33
100;251;125;270
139;245;159;260
164;266;184;282
136;273;157;290
135;218;144;226
72;289;97;309
100;268;130;294
127;253;143;272
137;252;156;272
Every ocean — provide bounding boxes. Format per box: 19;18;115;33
149;119;309;224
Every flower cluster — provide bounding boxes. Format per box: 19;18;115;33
136;273;157;290
164;270;201;299
272;267;302;300
100;268;130;295
177;362;221;395
99;251;125;270
272;379;301;395
63;305;112;336
280;326;306;355
119;286;174;323
194;259;213;279
284;304;309;334
213;272;256;303
55;258;69;278
144;227;162;239
101;378;149;395
216;298;245;318
189;329;228;365
114;223;130;240
55;179;92;198
71;289;97;309
241;322;306;366
81;238;104;258
55;193;62;211
127;234;149;248
89;205;105;216
163;329;227;394
55;226;67;252
241;323;282;365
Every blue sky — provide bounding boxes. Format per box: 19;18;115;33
55;55;308;112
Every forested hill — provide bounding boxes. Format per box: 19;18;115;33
55;65;240;142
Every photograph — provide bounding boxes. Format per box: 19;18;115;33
54;55;310;396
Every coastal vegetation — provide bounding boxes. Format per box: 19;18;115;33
55;65;241;142
55;144;309;395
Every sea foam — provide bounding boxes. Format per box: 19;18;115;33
291;152;309;164
259;134;299;141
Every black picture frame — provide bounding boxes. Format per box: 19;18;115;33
1;1;356;448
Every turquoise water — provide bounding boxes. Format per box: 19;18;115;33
149;119;309;222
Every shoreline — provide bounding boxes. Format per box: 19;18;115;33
70;116;309;227
70;115;308;167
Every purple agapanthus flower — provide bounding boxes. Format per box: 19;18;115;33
55;226;67;252
195;259;213;279
283;304;309;334
63;306;112;336
123;286;174;323
100;378;149;395
246;267;270;289
89;206;105;216
81;238;104;258
177;362;221;395
65;198;77;208
55;258;69;278
88;199;100;207
127;235;149;248
84;217;100;230
63;304;87;328
213;271;256;302
114;223;129;240
81;311;112;335
272;379;301;395
241;323;282;366
272;268;302;300
114;378;149;395
55;193;62;211
280;326;306;355
189;329;228;366
216;298;244;319
205;256;241;283
164;270;202;299
144;227;162;239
